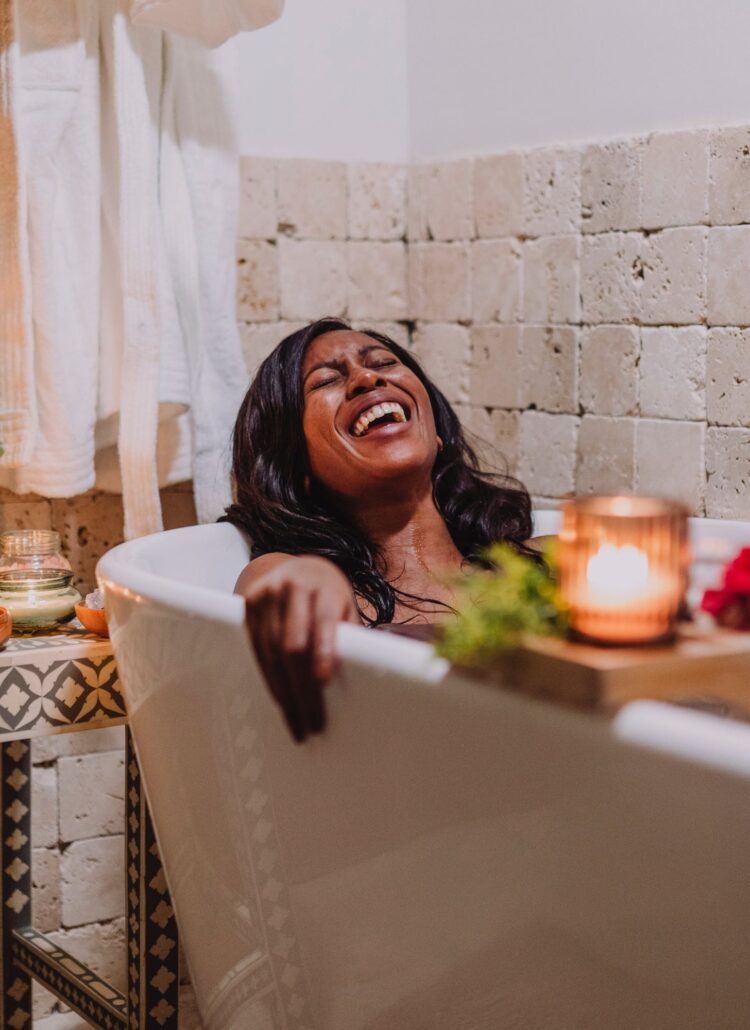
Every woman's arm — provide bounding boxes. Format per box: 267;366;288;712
236;554;359;742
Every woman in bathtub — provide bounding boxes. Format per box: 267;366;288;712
224;318;533;741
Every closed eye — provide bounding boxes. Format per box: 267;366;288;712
309;375;340;390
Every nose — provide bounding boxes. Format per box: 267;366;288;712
346;365;386;399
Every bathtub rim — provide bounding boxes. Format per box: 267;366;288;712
98;525;246;627
97;509;750;628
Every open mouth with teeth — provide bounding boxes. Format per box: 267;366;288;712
350;401;410;438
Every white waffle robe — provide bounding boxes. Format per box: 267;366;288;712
0;0;283;537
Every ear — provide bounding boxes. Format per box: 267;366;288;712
303;475;311;493
436;436;444;452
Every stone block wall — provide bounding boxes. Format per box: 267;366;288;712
0;486;199;1027
238;132;750;517
237;156;412;372
7;126;750;1026
404;127;750;517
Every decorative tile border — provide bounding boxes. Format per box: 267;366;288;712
0;629;126;742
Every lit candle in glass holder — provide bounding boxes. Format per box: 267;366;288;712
558;496;689;645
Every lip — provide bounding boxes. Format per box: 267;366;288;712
343;392;413;438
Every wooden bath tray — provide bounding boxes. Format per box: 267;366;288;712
495;624;750;718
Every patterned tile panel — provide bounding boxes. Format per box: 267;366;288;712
0;628;126;741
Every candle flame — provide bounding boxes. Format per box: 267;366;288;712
586;543;649;600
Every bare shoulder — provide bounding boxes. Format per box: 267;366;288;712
234;553;294;594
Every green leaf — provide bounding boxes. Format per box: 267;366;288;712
435;543;567;666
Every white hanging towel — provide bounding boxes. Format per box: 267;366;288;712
0;0;34;469
1;0;100;494
0;0;284;538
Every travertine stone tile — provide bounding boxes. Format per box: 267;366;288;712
59;751;125;843
524;147;581;236
579;325;639;416
519;326;578;413
474;154;524;238
408;242;471;322
238;321;306;376
33;984;56;1022
238;156;276;240
522;235;580;324
0;497;52;531
51;492;125;593
161;487;197;531
453;405;520;475
348;162;407;240
640;227;707;325
411;323;470;403
706;427;750;517
709;126;750;225
32;848;60;933
640;327;707;420
425;159;474;241
576;416;636;495
489;409;522;475
453;405;492;470
471;239;522;322
581;140;643;233
637;420;706;514
407;163;430;241
36;1013;91;1030
278;239;347;320
706;327;750;425
277;159;347;239
61;837;124;927
236;240;279;323
518;412;579;497
352;321;410;348
348;241;408;320
33;726;125;765
32;766;57;848
50;918;127;990
641;131;709;229
469;325;520;408
581;232;641;324
707;225;750;326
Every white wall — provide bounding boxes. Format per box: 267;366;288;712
234;0;409;161
406;0;750;159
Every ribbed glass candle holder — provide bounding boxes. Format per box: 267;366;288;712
558;496;689;646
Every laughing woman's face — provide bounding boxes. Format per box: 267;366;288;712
301;330;439;506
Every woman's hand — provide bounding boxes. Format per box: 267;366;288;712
239;556;359;742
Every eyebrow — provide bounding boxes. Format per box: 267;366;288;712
302;344;390;383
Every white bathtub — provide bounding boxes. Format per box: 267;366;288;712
98;515;750;1030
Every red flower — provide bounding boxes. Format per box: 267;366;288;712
723;548;750;593
701;549;750;629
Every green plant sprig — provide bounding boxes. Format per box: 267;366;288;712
435;542;567;666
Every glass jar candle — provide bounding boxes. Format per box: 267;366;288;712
557;497;690;645
0;530;81;631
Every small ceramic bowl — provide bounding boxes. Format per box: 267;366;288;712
0;607;11;649
74;604;109;637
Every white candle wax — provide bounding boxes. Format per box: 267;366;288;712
0;585;80;629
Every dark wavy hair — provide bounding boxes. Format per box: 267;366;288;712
222;318;533;625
